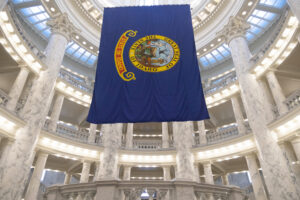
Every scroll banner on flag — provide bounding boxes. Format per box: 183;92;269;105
88;5;209;123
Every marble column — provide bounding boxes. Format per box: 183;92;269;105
6;66;30;111
231;95;247;134
222;173;229;185
266;71;288;115
245;153;268;200
88;123;97;144
93;162;100;182
64;173;72;185
123;166;131;180
162;122;169;148
218;16;300;199
257;79;277;122
0;13;79;200
0;0;7;11
194;163;200;182
291;138;300;161
96;123;123;180
24;152;48;200
80;161;91;183
48;93;64;132
172;121;195;180
126;123;133;148
280;142;300;182
163;166;171;181
287;0;300;24
197;121;207;145
203;162;214;184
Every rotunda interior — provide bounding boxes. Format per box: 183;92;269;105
0;0;299;200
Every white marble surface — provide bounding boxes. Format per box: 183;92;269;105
194;164;200;183
6;67;29;111
266;71;288;115
64;173;72;185
0;0;7;11
229;36;300;199
97;123;123;180
291;138;300;161
163;166;171;181
123;166;131;180
126;123;133;148
88;123;97;143
231;95;246;134
48;93;64;132
0;32;70;200
197;121;207;145
203;162;214;184
257;79;276;122
162;122;169;148
245;153;268;200
24;152;48;200
173;121;195;180
80;161;91;183
221;174;229;185
93;162;100;182
287;0;300;23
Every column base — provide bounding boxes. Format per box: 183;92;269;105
94;180;120;200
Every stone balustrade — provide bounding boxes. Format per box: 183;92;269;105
284;89;300;110
132;140;163;150
0;89;9;107
44;180;247;200
204;71;237;95
43;119;102;145
58;69;93;93
207;126;240;144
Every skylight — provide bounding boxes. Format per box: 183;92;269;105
199;0;286;70
12;1;98;66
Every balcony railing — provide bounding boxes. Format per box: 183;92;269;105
43;119;103;145
132;140;163;150
44;180;247;200
58;69;93;93
0;89;9;107
204;71;238;95
284;89;300;111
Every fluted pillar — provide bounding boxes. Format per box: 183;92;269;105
0;13;79;200
93;162;100;181
80;161;91;183
64;173;72;185
88;123;97;144
162;122;169;148
245;153;267;200
126;123;133;148
222;174;229;185
48;93;64;132
218;16;300;199
173;121;195;180
96;123;123;180
123;166;131;180
231;95;247;134
287;0;300;25
0;0;7;11
265;71;288;115
24;152;48;200
203;162;214;184
6;66;30;111
163;166;171;181
197;121;207;145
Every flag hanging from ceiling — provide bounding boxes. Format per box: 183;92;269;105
87;5;209;123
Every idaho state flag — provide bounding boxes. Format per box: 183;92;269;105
87;5;209;123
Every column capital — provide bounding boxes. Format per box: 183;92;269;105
46;13;80;42
217;16;250;44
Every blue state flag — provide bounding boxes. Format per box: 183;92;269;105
88;5;209;123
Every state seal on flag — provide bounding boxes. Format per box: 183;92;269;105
129;35;180;73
